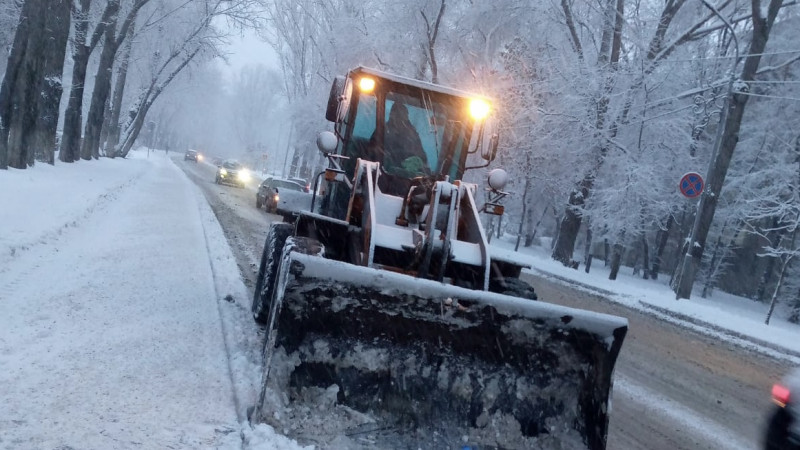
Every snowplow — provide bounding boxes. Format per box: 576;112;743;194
250;66;627;449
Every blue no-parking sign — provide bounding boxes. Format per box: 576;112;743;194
679;172;704;198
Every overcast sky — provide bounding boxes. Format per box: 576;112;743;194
216;27;280;82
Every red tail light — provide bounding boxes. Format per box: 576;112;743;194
772;383;791;407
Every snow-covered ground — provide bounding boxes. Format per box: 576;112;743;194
491;237;800;362
1;149;798;449
0;150;307;450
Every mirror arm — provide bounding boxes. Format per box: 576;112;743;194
464;160;491;170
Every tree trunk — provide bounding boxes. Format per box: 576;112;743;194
765;255;792;325
60;0;92;163
515;176;531;251
103;25;133;158
523;206;535;247
701;226;727;298
30;0;71;165
552;178;590;265
3;0;47;169
60;43;91;163
81;0;120;160
641;233;650;280
609;242;624;280
756;219;784;301
651;215;674;280
0;0;36;169
675;0;784;299
526;206;548;247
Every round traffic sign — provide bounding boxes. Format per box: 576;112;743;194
679;172;704;198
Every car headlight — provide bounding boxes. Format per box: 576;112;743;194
238;170;250;181
273;194;279;202
219;168;228;176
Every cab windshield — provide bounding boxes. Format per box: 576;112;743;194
345;83;471;181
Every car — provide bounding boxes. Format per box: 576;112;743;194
184;150;198;162
764;367;800;449
288;177;311;193
215;160;250;188
256;176;314;220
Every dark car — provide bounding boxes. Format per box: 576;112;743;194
215;160;250;188
256;177;313;219
184;150;198;162
764;367;800;449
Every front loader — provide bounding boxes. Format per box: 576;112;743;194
251;66;627;449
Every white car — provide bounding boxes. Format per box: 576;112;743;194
764;366;800;449
256;177;314;221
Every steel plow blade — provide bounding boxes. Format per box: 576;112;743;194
256;247;627;450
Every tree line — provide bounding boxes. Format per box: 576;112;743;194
257;0;800;323
2;0;799;323
0;0;262;169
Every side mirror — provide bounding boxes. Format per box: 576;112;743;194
325;76;353;123
483;133;499;162
480;116;500;161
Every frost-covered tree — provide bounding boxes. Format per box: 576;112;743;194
674;0;792;299
115;0;264;157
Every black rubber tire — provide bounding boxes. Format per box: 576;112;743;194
764;407;797;450
489;277;538;300
252;222;294;324
256;197;262;209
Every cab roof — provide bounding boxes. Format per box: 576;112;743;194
349;66;490;102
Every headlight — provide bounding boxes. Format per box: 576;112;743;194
219;168;228;176
359;77;375;93
469;98;490;120
273;194;279;202
238;170;250;182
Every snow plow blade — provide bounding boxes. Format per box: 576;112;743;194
256;245;627;449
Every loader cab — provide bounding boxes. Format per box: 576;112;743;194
322;66;497;218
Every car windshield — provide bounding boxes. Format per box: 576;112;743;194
223;161;242;170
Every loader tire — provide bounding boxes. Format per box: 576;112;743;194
252;222;294;324
490;277;538;300
764;407;795;450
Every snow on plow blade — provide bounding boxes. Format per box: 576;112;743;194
257;248;627;449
